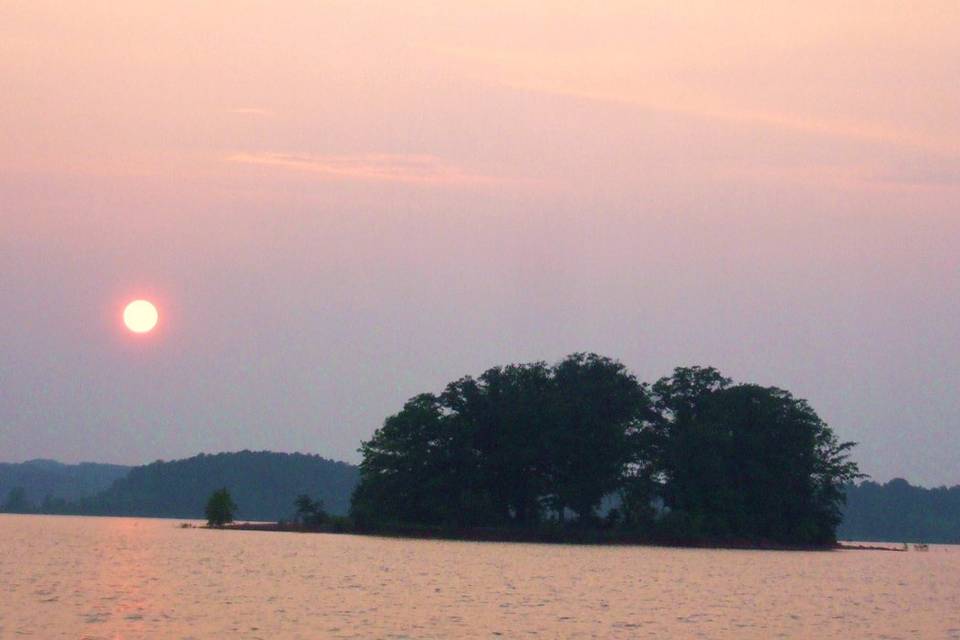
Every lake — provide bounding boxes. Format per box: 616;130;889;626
1;514;958;639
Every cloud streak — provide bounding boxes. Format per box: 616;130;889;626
226;152;502;186
432;44;957;157
504;81;955;156
868;156;960;189
227;107;275;116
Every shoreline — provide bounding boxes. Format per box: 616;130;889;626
210;521;906;552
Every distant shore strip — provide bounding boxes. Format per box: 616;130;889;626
205;521;906;552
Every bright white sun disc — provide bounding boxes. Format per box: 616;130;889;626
123;299;159;333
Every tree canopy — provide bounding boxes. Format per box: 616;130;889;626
205;488;237;527
351;355;863;545
294;494;329;526
651;367;862;543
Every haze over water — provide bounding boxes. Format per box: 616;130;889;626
2;515;958;639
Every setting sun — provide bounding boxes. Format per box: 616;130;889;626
123;299;159;333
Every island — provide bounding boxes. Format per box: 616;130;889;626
219;353;864;550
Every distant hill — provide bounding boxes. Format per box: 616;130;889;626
73;451;359;521
0;459;131;509
839;479;960;544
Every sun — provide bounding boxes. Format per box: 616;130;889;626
123;299;159;333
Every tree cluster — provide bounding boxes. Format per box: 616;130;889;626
294;494;329;526
205;488;237;527
351;354;862;545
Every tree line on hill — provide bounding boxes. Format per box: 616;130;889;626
350;353;863;545
0;459;130;509
0;451;357;521
839;479;960;544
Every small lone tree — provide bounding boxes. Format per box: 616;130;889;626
294;494;328;527
205;488;237;527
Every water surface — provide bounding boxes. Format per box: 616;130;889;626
1;514;958;639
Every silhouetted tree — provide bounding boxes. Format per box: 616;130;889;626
352;354;654;528
651;367;863;543
547;353;653;523
294;494;328;526
205;488;237;527
442;362;557;525
352;394;456;526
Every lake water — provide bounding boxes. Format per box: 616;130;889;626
1;514;958;639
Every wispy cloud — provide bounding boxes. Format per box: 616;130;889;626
432;45;956;157
867;156;960;189
506;81;954;156
226;152;502;185
719;156;960;191
227;107;275;116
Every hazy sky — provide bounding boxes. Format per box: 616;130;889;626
2;1;958;485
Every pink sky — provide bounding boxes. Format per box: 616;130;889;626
1;2;958;484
